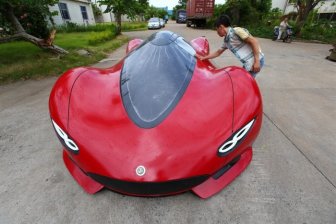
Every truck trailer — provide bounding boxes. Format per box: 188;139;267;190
186;0;215;27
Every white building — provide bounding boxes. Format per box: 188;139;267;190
49;0;95;26
272;0;288;11
96;5;142;23
317;0;336;14
96;5;130;22
272;0;336;16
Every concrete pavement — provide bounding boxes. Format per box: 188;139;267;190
0;22;335;223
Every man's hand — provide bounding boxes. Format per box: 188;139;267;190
252;60;261;73
195;49;224;61
195;54;205;60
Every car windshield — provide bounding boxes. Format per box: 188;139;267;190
149;18;159;22
121;31;196;128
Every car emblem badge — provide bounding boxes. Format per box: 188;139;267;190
136;166;146;176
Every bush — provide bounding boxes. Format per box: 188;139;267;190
247;25;274;39
300;20;336;43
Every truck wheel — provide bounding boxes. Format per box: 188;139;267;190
186;21;191;27
201;19;206;27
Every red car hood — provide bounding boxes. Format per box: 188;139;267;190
67;63;234;182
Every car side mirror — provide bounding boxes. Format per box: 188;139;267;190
190;37;209;56
126;39;143;54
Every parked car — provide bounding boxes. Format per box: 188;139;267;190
159;18;165;28
147;17;161;29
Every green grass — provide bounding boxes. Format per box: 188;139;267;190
0;32;129;85
88;30;116;45
55;22;147;33
56;23;117;33
54;32;92;49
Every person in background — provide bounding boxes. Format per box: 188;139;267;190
195;14;264;78
277;17;289;40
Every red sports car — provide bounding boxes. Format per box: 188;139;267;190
49;31;263;198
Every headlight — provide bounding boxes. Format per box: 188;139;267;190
217;119;255;157
51;119;79;154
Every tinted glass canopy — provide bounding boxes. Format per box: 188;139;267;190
121;31;196;128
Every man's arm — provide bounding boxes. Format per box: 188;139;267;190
244;36;261;73
195;48;225;61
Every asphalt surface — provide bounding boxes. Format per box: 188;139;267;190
1;21;335;224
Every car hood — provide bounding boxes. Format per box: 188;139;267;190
63;32;234;182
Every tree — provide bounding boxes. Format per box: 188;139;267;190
0;0;68;54
213;0;273;26
144;6;167;20
134;0;149;21
172;0;187;20
92;3;103;22
98;0;148;35
294;0;335;35
218;0;257;25
178;0;187;8
250;0;272;16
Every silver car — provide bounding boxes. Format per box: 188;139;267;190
159;18;165;28
148;17;161;29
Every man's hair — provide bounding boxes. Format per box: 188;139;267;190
215;14;231;28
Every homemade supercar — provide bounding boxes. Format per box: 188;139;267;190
49;31;263;198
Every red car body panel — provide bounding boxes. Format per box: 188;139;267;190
49;31;263;198
63;150;104;194
192;147;252;199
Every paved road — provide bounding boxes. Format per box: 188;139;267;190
1;21;335;224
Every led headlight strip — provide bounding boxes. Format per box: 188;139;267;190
52;119;79;154
217;119;255;157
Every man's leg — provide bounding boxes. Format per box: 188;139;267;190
277;29;283;40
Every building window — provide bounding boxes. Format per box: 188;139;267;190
80;6;88;20
59;3;70;20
